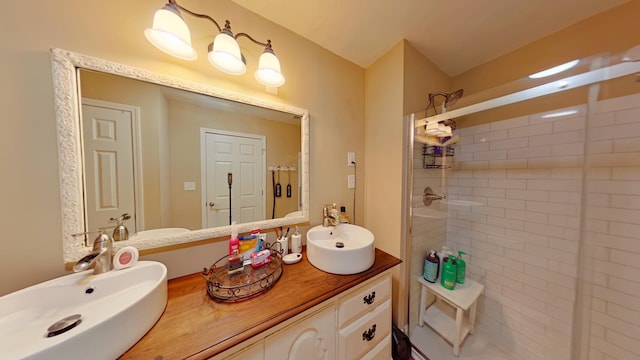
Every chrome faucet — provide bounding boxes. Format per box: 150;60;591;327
72;231;114;274
323;204;339;227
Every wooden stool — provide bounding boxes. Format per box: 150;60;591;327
417;277;484;356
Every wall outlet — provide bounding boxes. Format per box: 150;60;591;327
348;175;355;189
348;152;356;167
184;181;196;191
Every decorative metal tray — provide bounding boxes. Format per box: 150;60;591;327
201;249;283;302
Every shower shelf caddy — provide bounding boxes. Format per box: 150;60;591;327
422;144;454;169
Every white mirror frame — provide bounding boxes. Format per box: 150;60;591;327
51;48;309;263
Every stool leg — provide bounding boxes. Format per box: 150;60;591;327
469;299;478;334
453;307;463;357
418;285;428;326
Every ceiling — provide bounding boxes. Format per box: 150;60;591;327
232;0;629;76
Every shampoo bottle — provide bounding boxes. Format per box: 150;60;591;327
456;251;467;284
441;256;458;290
423;250;440;283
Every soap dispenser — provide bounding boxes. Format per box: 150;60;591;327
110;213;131;241
456;251;467;284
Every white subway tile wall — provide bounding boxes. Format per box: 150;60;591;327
411;94;640;360
583;94;640;360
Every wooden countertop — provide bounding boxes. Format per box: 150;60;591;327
119;248;401;359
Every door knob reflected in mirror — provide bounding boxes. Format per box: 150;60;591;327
208;202;215;207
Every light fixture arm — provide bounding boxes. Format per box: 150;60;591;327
236;33;271;49
170;0;223;32
170;0;271;48
168;0;274;51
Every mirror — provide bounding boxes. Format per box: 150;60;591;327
52;49;309;263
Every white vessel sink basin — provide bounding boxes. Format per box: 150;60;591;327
0;261;167;360
306;224;375;275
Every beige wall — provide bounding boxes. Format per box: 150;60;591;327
364;40;405;325
0;0;364;295
364;39;451;327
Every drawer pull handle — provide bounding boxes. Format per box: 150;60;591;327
362;324;376;342
363;291;376;305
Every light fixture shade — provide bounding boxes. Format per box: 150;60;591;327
144;4;197;61
255;50;285;87
208;32;246;75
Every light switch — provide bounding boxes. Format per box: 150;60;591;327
184;181;196;191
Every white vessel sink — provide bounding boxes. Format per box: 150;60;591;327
306;224;375;275
0;261;167;360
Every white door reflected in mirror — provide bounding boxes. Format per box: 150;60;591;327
82;100;141;234
202;130;265;228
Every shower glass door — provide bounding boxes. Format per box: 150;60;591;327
406;52;640;360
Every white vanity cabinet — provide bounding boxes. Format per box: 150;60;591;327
215;271;393;360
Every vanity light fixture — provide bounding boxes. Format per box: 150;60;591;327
528;59;579;79
145;0;285;87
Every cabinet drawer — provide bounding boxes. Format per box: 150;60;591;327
361;334;391;360
338;299;391;360
338;274;390;327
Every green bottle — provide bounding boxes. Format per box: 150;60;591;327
441;256;457;290
456;251;467;284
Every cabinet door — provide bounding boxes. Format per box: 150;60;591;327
265;305;336;360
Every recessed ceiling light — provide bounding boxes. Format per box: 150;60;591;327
529;60;579;79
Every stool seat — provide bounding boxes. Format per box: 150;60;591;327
417;277;484;356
